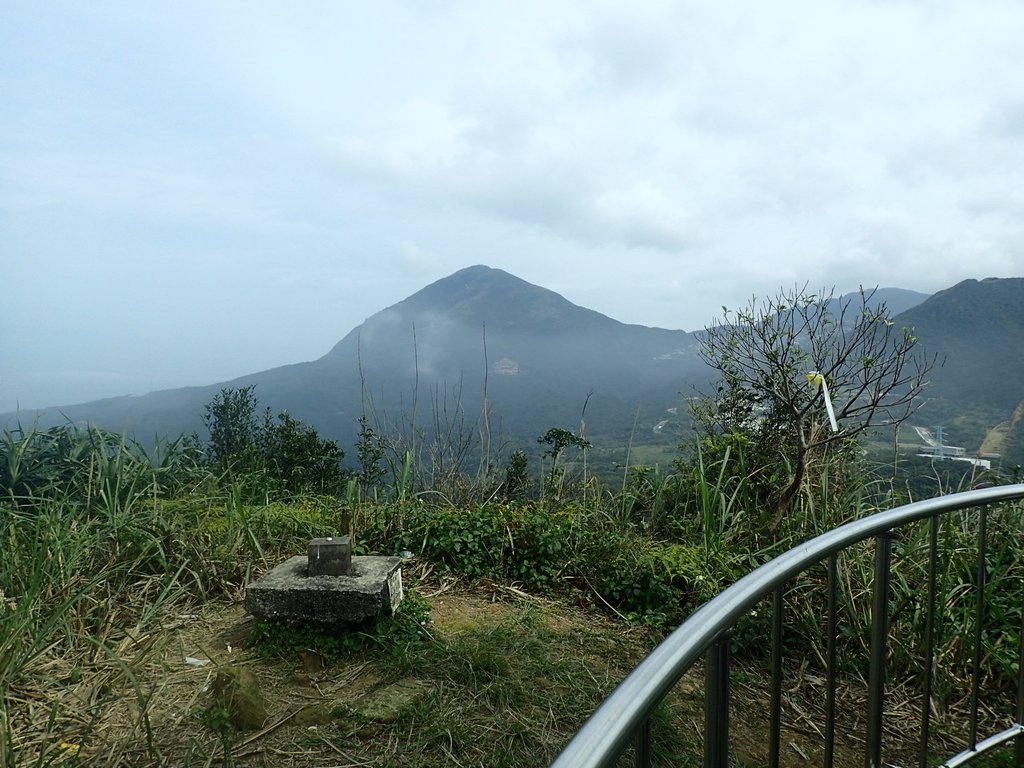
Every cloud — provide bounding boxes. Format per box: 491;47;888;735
311;2;1024;269
591;182;704;251
335;99;483;182
5;0;1024;409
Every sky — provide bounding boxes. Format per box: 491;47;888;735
3;2;1024;412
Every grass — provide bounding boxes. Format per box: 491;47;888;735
360;597;676;767
7;578;687;767
2;422;1022;766
0;425;339;766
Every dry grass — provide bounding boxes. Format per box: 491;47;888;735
3;423;1019;767
6;564;1004;768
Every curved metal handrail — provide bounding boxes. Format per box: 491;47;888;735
551;484;1024;768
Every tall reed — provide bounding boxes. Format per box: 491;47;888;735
0;424;336;765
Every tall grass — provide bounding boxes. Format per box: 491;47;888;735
0;425;341;766
347;417;1024;706
2;419;1020;764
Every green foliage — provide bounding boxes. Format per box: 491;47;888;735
203;385;260;471
198;702;235;737
360;500;730;627
384;502;574;592
0;422;205;511
873;452;999;501
537;428;591;461
419;505;507;578
537;427;592;499
683;398;792;525
596;539;727;627
202;386;348;499
0;430;361;764
617;464;669;526
905;505;1023;693
355;414;387;495
502;449;532;500
259;410;346;496
251;589;433;664
697;286;934;526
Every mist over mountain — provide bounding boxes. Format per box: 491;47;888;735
2;266;704;452
4;268;1020;468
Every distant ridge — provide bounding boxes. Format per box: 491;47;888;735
892;277;1024;455
2;266;703;450
857;287;929;316
3;270;1020;465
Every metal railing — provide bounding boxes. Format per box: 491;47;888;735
550;484;1024;768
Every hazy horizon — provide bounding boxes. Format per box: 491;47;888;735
4;3;1023;411
2;267;937;414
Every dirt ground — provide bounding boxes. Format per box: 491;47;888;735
20;575;984;767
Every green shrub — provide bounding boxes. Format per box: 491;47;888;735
252;589;432;664
384;502;584;593
202;386;349;499
360;500;740;628
594;539;730;627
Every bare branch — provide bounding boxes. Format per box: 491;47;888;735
696;285;934;523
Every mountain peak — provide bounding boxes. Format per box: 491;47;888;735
409;264;536;304
376;264;615;334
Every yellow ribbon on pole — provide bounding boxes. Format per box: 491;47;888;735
807;371;839;433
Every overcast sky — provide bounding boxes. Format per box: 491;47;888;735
3;2;1024;412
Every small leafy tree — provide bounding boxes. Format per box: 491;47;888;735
503;449;532;500
203;385;261;473
355;415;387;497
203;386;346;497
693;286;934;528
260;410;347;496
538;427;592;499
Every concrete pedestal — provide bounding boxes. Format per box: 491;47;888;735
245;555;404;628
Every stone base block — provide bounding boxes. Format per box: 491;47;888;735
245;555;403;628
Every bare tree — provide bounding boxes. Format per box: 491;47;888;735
698;286;935;527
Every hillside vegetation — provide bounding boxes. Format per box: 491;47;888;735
3;285;1022;767
3;420;1021;767
898;277;1024;456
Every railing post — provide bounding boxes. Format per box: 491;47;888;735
865;531;893;768
635;717;652;768
770;587;784;768
1016;547;1024;768
825;553;838;768
705;632;731;768
918;515;940;768
969;504;989;750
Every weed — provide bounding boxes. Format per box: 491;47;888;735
3;415;1022;767
251;589;433;664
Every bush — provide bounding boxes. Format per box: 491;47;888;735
357;500;737;629
391;502;578;592
202;386;348;499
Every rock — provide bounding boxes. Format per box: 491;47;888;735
357;678;432;722
210;666;267;731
